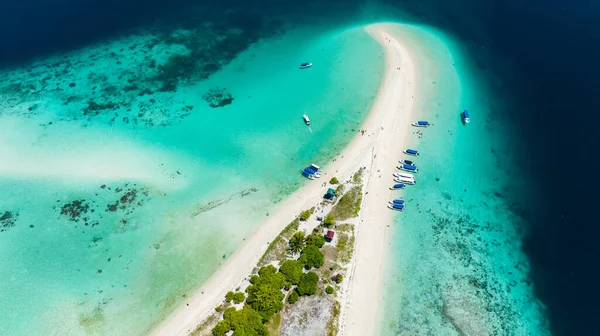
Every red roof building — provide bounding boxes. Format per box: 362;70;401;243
325;230;335;241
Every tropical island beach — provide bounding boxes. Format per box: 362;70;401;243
151;22;416;336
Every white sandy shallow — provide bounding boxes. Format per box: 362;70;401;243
150;22;415;336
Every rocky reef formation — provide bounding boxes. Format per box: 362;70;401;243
202;87;234;108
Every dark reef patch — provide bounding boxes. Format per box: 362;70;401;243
60;200;90;222
202;87;234;108
0;211;19;232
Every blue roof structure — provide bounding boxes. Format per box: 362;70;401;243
417;121;429;125
392;204;404;210
302;169;314;176
305;166;317;174
463;110;470;118
301;62;310;66
393;183;405;189
406;149;419;154
392;199;405;204
403;164;417;170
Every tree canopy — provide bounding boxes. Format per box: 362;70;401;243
212;306;268;336
246;283;284;321
289;231;306;253
305;233;326;248
279;259;304;285
298;244;324;269
297;272;319;296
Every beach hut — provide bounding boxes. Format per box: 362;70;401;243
323;188;336;201
325;230;335;242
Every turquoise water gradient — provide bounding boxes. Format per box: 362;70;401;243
0;24;383;335
379;24;548;335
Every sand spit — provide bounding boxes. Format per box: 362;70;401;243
150;22;415;336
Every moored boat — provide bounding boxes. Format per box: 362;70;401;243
300;62;312;69
403;148;420;156
389;199;405;205
389;183;406;190
305;166;321;178
393;172;415;180
399;159;414;166
388;203;405;211
303;114;311;125
398;164;418;172
411;121;430;127
302;169;315;179
394;177;416;185
309;164;322;172
462;109;470;123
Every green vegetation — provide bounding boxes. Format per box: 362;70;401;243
352;168;365;184
265;313;281;335
305;233;326;248
330;185;362;220
212;306;267;336
288;231;306;253
332;274;344;284
325;286;334;294
336;230;355;264
334;184;345;197
297;272;319;296
287;290;299;304
326;301;341;336
258;218;300;266
225;291;234;302
298;245;324;269
322;213;335;228
233;292;245;304
299;207;315;221
329;177;339;184
279;259;304;285
245;265;286;321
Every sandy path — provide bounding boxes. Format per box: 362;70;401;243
150;22;415;336
337;24;416;336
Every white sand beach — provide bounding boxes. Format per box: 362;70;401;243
150;22;416;336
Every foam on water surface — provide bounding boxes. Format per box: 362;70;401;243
0;22;384;335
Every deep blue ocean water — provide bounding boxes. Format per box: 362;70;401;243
0;0;598;335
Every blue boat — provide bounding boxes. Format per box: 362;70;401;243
403;148;419;156
462;109;470;123
389;199;405;205
411;120;430;127
304;166;321;178
300;62;312;69
399;164;418;172
302;169;315;179
388;203;405;211
389;183;406;190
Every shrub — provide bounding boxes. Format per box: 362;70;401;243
305;233;326;248
284;282;291;291
322;214;335;228
215;304;223;313
288;290;299;304
298;245;324;269
297;272;319;296
329;177;339;184
330;185;362;220
289;231;306;253
279;259;304;285
332;274;344;284
335;184;345;196
325;286;334;294
299;208;314;221
225;291;234;302
233;292;245;304
251;265;286;289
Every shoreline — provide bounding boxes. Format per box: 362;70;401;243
150;22;416;336
336;23;416;335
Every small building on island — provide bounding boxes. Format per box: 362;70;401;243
325;230;335;242
323;188;336;202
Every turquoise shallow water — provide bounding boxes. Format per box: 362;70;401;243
0;23;384;335
379;23;548;335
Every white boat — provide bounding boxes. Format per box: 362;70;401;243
388;204;404;211
394;177;416;185
303;114;311;125
389;183;406;190
393;172;415;180
310;164;322;172
300;62;312;69
398;164;418;173
411;121;430;127
399;159;415;166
